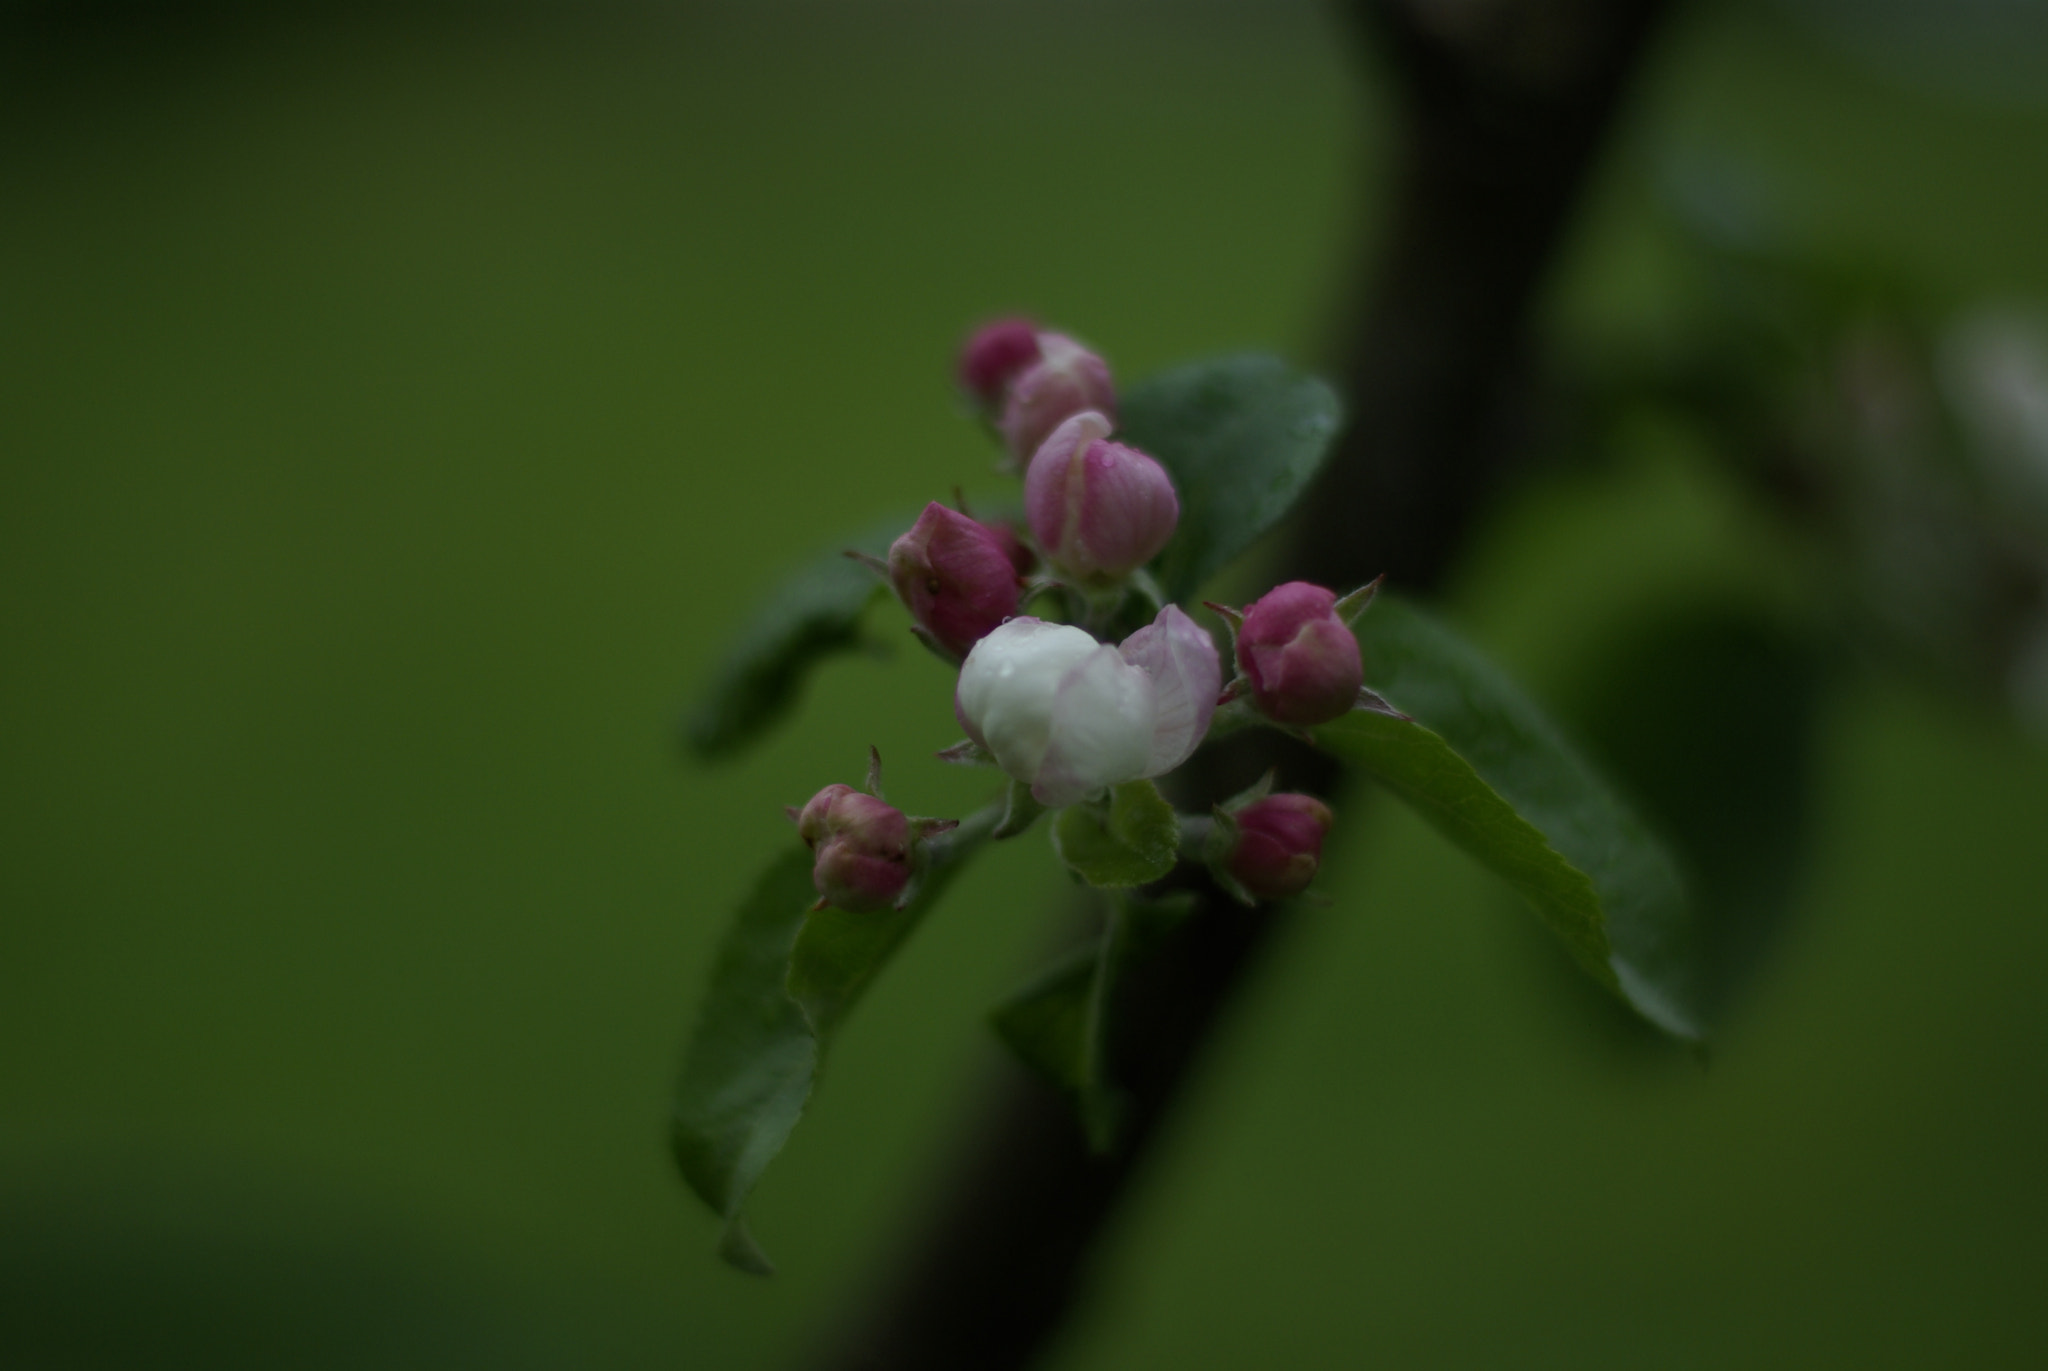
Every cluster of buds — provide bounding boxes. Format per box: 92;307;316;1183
789;754;957;913
884;320;1181;663
787;318;1395;912
958;319;1121;471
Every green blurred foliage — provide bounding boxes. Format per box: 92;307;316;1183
3;1;2046;1367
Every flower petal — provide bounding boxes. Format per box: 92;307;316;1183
955;618;1102;784
1024;410;1115;570
1120;604;1222;776
1032;645;1156;807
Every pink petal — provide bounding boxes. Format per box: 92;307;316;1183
1024;410;1114;565
1031;645;1156;807
1119;604;1222;776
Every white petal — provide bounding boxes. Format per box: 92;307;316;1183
955;618;1103;786
1119;604;1223;776
1032;646;1157;806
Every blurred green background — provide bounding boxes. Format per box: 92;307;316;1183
4;1;2046;1365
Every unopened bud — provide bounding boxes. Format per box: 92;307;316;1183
888;502;1024;660
1235;581;1363;725
1024;411;1180;584
958;317;1043;412
1000;333;1117;467
791;784;913;913
984;517;1037;579
793;782;858;848
1226;793;1333;900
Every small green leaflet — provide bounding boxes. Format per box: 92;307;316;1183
670;812;993;1271
1050;780;1180;888
990;893;1196;1152
1118;354;1343;603
1316;597;1706;1041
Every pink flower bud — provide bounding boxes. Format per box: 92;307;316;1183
792;784;913;913
793;782;858;848
1000;333;1117;466
1227;793;1333;900
958;317;1043;411
1236;581;1363;726
984;518;1038;579
1024;411;1180;584
888;502;1024;660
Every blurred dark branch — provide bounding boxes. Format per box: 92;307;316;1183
1299;0;1675;593
806;3;1674;1368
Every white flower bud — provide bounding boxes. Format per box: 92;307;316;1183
954;608;1222;807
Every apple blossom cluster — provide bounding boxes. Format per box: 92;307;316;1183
789;319;1389;912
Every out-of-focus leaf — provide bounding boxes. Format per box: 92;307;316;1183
668;851;816;1273
990;948;1099;1117
1118;355;1342;602
682;514;906;760
1050;780;1179;888
1315;597;1704;1041
990;894;1195;1151
670;813;993;1271
1559;595;1826;1025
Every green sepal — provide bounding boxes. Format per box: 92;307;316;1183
1201;806;1256;907
1216;768;1276;815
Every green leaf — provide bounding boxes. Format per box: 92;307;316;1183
670;812;993;1270
1050;780;1180;888
990;893;1195;1151
989;947;1097;1103
1316;597;1705;1041
1557;594;1825;1025
667;850;818;1272
686;511;923;760
1117;354;1343;602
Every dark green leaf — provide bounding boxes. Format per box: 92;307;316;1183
667;851;818;1273
670;812;993;1270
989;947;1096;1098
683;514;905;760
1557;594;1826;1026
990;894;1195;1152
1050;780;1180;888
1118;354;1342;602
1316;597;1705;1041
